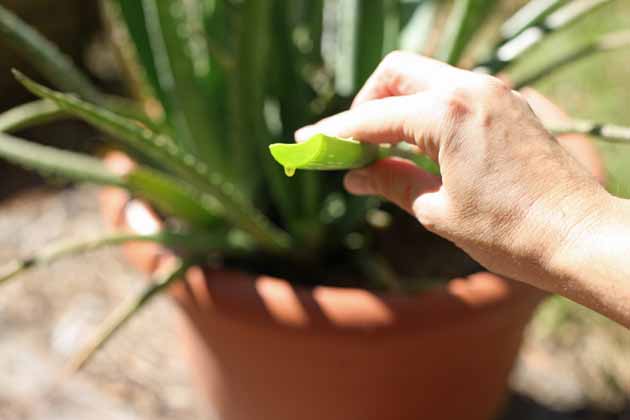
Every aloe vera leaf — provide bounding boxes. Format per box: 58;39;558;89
333;0;358;95
0;231;232;286
0;233;151;285
137;0;224;167
389;142;441;175
126;167;221;228
270;134;441;176
0;129;221;227
270;134;380;174
356;0;399;87
15;73;291;252
513;30;630;89
0;100;65;133
436;0;475;64
0;4;150;126
307;0;324;62
67;258;191;372
476;0;613;74
0;4;102;103
113;0;163;103
225;1;298;214
436;0;498;65
399;0;439;53
335;0;397;95
268;0;324;223
547;120;630;143
14;70;177;165
0;132;125;187
499;0;564;43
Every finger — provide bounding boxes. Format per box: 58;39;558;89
295;94;441;149
344;157;442;215
351;51;459;108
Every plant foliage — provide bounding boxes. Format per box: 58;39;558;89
0;0;628;367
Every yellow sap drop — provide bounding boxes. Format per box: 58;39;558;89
284;167;296;177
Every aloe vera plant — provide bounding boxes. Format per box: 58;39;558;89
0;0;628;369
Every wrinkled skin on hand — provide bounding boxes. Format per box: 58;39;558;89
296;51;611;296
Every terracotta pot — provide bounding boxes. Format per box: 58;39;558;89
99;108;604;420
100;155;537;420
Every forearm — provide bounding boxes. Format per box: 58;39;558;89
548;194;630;328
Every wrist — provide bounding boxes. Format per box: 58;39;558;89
545;191;630;316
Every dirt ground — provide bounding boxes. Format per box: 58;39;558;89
0;186;628;420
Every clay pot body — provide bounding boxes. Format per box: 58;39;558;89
100;152;544;420
172;270;542;420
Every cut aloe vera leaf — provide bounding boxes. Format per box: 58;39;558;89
269;134;380;176
269;134;441;176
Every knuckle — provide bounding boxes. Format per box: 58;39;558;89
382;50;409;66
443;88;472;122
478;75;511;98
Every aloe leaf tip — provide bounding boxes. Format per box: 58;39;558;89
269;134;379;176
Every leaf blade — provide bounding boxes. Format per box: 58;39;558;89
436;0;499;65
0;132;125;187
0;100;66;133
14;72;291;252
126;167;221;228
0;3;103;103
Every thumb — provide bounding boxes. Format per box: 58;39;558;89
344;158;442;215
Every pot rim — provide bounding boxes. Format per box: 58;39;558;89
185;266;544;334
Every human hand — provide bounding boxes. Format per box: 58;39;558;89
295;52;611;293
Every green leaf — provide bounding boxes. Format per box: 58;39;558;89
335;0;399;95
0;129;219;228
0;132;125;187
436;0;498;65
112;0;163;103
0;231;238;286
0;4;157;128
126;167;221;228
67;258;192;371
400;0;440;53
114;0;228;167
477;0;614;74
268;0;320;223
14;72;291;252
269;134;441;176
499;0;565;43
0;100;66;133
224;1;277;194
270;134;379;173
389;143;441;175
513;30;630;89
14;70;177;166
135;0;224;168
0;3;103;103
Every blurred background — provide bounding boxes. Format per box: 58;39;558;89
0;1;629;419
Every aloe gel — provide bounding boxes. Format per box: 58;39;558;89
269;134;380;175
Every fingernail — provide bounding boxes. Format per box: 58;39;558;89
295;126;316;142
344;170;371;195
